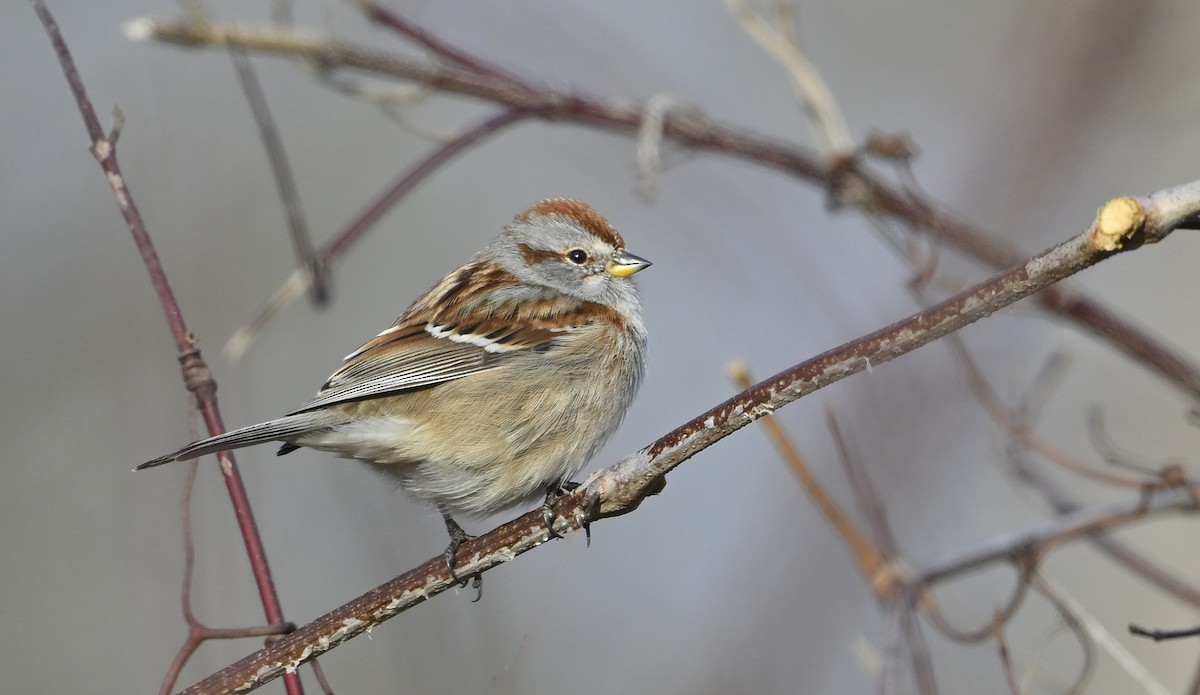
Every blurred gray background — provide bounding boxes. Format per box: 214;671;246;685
4;1;1200;693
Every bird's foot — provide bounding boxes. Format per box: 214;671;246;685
441;513;481;598
541;480;584;541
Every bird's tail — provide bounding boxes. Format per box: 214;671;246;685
136;411;335;470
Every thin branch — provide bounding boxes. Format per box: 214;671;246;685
318;109;529;263
921;567;1034;644
228;46;328;304
942;331;1147;489
827;408;900;560
1028;576;1094;695
176;183;1198;692
1088;406;1172;477
1129;624;1200;642
730;357;949;695
158;460;300;695
1039;576;1170;695
897;603;938;695
915;486;1193;588
993;612;1022;695
731;364;931;692
126;14;1200;404
30;3;303;693
1006;362;1200;610
729;363;893;594
724;0;853;154
1090;534;1200;609
225;108;530;360
160;460;202;695
357;0;522;83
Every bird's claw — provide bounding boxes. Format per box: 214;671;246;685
441;512;479;594
542;480;586;540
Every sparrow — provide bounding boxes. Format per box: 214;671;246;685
139;198;650;574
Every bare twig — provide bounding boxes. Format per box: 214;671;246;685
915;486;1192;588
30;3;303;693
357;0;522;83
897;604;938;695
921;568;1034;644
725;0;853;154
731;364;931;692
1005;361;1200;610
225;108;530;360
944;332;1147;489
729;363;894;595
228;46;328;304
159;461;297;695
1027;576;1094;695
126;14;1200;404
1129;624;1200;642
1087;407;1171;477
827;408;900;560
1040;576;1170;695
993;612;1022;695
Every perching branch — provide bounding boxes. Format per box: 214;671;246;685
126;12;1200;405
176;183;1199;692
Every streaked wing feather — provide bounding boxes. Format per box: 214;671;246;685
287;320;564;414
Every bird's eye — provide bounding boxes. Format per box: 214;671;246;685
566;249;589;264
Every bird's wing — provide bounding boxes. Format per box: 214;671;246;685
286;318;565;414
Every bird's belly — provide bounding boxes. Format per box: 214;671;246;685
311;363;632;516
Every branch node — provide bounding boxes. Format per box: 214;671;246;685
178;350;217;402
869;559;913;601
90;139;111;163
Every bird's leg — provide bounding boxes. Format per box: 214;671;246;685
441;511;473;582
541;480;583;541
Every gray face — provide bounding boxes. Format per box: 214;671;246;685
488;216;643;311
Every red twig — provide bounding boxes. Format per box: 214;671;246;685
30;3;303;693
159;462;297;695
360;0;522;83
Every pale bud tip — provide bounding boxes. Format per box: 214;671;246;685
122;17;155;42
